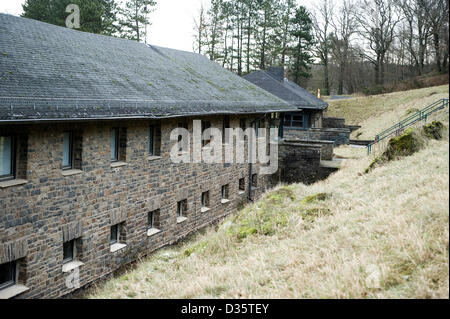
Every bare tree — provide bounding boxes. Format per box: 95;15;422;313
331;0;358;94
420;0;449;72
193;4;207;54
312;0;334;95
396;0;431;75
357;0;401;85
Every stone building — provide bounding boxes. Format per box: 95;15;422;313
0;14;299;299
244;67;357;145
243;67;365;184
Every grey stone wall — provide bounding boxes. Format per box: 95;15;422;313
283;139;334;161
276;142;338;185
283;127;351;145
0;114;270;298
322;117;346;128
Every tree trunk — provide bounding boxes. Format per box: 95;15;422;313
135;2;139;42
374;56;380;86
433;32;442;72
338;62;344;95
294;37;301;84
324;58;330;96
260;24;267;70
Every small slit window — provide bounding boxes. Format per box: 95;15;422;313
223;116;230;144
201;191;210;208
178;122;189;152
221;185;229;200
239;178;245;191
148;210;160;229
110;128;119;162
177;200;187;217
0;261;16;290
62;132;73;170
252;174;258;188
63;240;75;263
148;126;155;156
110;224;119;244
201;120;211;147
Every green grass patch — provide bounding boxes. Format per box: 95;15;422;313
301;193;329;204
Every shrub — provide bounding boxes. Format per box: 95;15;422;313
384;128;423;160
423;121;444;140
364;122;445;173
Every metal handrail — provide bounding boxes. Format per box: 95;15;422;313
367;98;449;154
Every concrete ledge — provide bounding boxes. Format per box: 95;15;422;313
320;160;342;169
177;216;188;224
284;138;334;145
147;156;163;162
62;169;83;177
238;191;245;195
0;179;28;189
147;228;161;237
0;284;30;299
200;207;210;213
110;161;128;168
110;243;127;253
62;260;84;273
221;199;230;204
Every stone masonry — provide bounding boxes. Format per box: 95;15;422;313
0;114;271;299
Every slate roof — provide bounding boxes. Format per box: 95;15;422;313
0;14;296;123
243;68;328;110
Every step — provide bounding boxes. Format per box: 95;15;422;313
320;159;342;169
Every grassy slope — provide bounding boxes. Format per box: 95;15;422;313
86;87;449;299
325;85;449;140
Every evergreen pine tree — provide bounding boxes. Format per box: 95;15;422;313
289;5;314;84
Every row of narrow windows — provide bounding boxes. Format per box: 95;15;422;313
0;119;267;182
0;175;259;292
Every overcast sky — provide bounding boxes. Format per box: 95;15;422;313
0;0;316;52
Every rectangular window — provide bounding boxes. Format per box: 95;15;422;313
239;178;245;191
63;240;74;263
0;135;14;181
177;200;187;217
148;211;154;229
252;174;258;187
292;115;304;128
0;261;16;290
221;185;229;199
223;116;230;144
201;120;211;147
284;113;306;128
148;126;155;156
178;122;189;152
62;132;73;170
201;191;210;208
110;224;119;244
110;128;119;162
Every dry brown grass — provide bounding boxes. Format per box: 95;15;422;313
83;87;449;299
325;85;449;140
84;116;449;299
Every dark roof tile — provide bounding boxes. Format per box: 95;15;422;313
243;68;328;110
0;14;297;122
